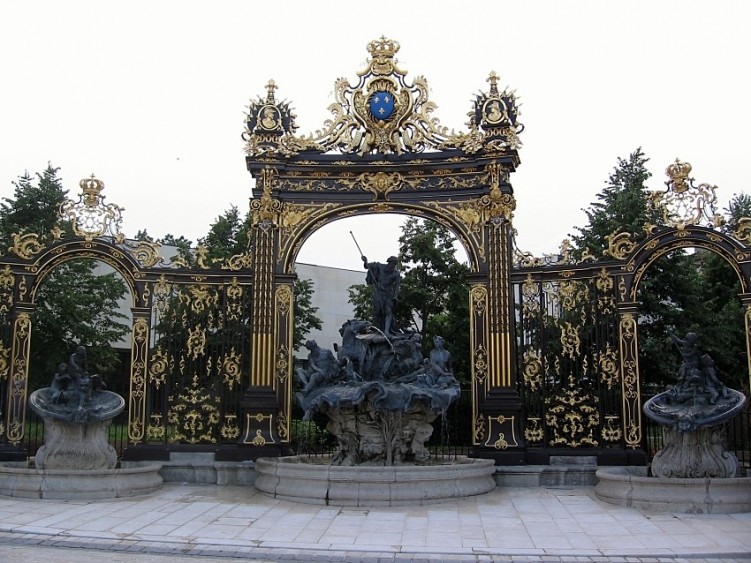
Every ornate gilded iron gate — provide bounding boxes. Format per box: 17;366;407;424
1;38;750;465
0;176;257;461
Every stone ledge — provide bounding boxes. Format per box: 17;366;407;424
595;466;751;513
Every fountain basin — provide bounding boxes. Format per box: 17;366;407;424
595;466;751;513
255;455;496;506
0;461;163;499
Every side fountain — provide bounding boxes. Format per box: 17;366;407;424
255;255;495;506
0;346;162;499
596;332;751;513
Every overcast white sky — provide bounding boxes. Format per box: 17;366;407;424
1;1;748;270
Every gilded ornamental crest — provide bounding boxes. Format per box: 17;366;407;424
242;37;523;157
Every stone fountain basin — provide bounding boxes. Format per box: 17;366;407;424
595;466;751;513
255;455;496;506
0;461;163;499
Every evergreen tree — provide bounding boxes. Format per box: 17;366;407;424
0;165;70;247
571;148;660;258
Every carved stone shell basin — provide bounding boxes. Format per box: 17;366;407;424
29;388;125;422
643;388;746;431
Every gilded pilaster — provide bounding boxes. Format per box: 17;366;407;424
6;310;31;445
128;313;149;443
617;304;642;449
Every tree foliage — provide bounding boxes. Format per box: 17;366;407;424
571;148;661;258
293;277;322;351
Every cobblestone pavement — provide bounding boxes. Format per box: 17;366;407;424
0;484;748;562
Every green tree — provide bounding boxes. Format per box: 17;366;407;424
0;165;130;390
293;277;322;351
198;205;251;262
0;165;69;247
571;148;660;257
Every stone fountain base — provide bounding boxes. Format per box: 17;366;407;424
595;467;751;513
0;461;163;499
255;455;496;506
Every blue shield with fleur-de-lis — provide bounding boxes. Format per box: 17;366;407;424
369;91;395;121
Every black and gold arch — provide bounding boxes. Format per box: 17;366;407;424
240;37;527;462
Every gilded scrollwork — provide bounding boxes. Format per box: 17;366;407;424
0;341;9;381
0;265;14;315
604;231;637;260
545;377;599;447
596;268;615;314
521;274;540;316
222;252;252;271
148;347;169;389
522;347;543;390
126;240;163;267
186;326;207;359
559;322;581;360
167;375;221;444
251;167;282;227
244;38;522;157
146;413;165;441
601;415;623;443
473;344;488;384
222;414;240;440
596;344;619;389
9;233;44;259
473;413;486;443
277;201;339;263
524;417;544;444
7;312;31;444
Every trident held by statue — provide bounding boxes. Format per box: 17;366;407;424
350;231;365;259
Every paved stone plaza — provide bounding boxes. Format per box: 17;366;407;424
0;483;749;562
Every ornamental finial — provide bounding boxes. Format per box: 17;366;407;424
487;71;500;96
665;159;692;194
265;79;278;104
79;174;105;207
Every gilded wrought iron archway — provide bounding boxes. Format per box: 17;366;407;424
240;37;527;462
512;159;751;463
0;38;748;465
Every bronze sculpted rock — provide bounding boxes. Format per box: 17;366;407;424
296;320;460;466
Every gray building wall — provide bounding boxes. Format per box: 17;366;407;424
293;263;365;354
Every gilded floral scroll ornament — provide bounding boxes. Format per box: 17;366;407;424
59;175;124;241
545;376;599;447
522;347;543;390
167;375;221;444
9;233;44;259
604;232;637;260
251;168;282;227
649;159;724;230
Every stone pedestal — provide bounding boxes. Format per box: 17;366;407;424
651;425;741;478
35;417;118;470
